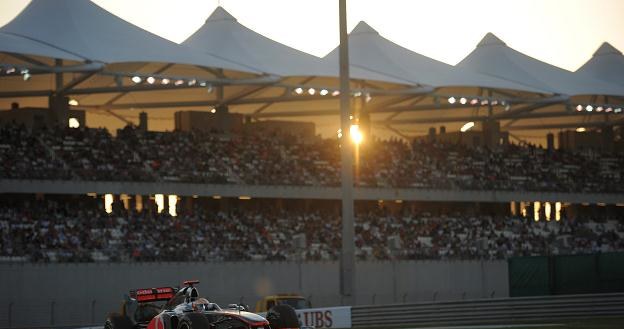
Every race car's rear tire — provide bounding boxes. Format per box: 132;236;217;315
105;313;134;329
178;313;210;329
267;304;299;329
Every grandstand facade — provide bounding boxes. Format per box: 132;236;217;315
1;1;624;328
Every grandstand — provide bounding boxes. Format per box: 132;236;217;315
1;1;624;328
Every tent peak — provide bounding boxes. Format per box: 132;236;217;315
206;6;237;23
594;42;622;56
477;32;506;47
351;21;379;36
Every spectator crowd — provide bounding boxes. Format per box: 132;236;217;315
1;199;622;263
1;123;623;192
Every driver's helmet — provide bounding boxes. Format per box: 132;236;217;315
192;298;213;312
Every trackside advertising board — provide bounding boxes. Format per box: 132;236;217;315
295;306;351;328
259;306;351;328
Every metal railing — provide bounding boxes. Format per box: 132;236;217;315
2;293;623;328
351;293;624;327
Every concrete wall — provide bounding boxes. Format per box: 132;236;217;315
0;260;508;328
2;179;623;203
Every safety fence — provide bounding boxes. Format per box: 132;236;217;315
350;292;624;327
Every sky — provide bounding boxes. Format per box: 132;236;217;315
1;0;623;71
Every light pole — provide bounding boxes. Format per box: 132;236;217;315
338;0;355;306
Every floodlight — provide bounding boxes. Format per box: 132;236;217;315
576;127;586;132
294;87;304;94
460;122;475;132
161;78;170;85
459;97;467;105
146;76;156;84
585;105;593;112
131;76;142;83
320;89;329;96
447;96;456;104
308;88;316;95
68;99;79;106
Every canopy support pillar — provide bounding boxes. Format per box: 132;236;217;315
338;0;355;306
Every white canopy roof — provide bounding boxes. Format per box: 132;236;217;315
458;33;624;97
322;22;548;93
577;42;624;88
183;7;332;77
182;7;412;84
0;31;84;62
0;0;258;73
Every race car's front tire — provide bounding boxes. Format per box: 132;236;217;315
178;313;210;329
105;313;134;329
267;305;299;329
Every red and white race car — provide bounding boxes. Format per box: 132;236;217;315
105;280;299;329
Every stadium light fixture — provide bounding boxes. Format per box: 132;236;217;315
470;98;479;105
155;194;165;213
6;67;16;74
161;78;170;85
480;99;489;105
199;81;207;87
447;96;456;104
206;84;213;93
459;97;467;105
605;107;613;113
168;195;178;217
68;99;79;106
332;90;340;96
21;69;30;81
131;76;142;84
68;117;80;128
104;194;114;214
188;79;197;86
294;87;304;95
174;79;185;86
575;105;583;111
320;89;329;96
544;202;551;221
308;88;316;95
585;105;593;112
460;121;475;132
534;201;540;222
210;108;216;114
576;127;586;132
350;124;363;145
353;91;362;97
615;108;622;113
596;106;604;112
146;76;156;84
337;128;343;139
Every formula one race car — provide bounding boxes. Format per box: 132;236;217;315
105;280;300;329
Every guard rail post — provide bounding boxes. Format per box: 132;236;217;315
91;299;96;324
8;302;12;328
50;301;55;326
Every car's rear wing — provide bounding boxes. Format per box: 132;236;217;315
129;287;176;303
